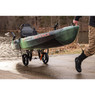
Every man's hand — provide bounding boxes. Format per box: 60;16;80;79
73;20;78;26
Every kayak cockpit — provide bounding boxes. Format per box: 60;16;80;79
20;24;38;38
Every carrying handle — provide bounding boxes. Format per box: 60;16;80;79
72;23;75;26
54;22;59;30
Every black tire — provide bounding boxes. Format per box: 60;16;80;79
38;50;41;59
22;54;29;66
42;53;49;64
28;52;32;61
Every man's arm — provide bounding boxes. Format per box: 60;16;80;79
73;16;82;25
74;16;82;21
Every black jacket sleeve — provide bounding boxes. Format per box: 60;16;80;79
75;16;82;21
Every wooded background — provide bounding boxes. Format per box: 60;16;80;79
0;16;89;43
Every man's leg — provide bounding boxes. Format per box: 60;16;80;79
75;26;95;72
84;26;95;56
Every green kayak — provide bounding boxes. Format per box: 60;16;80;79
12;25;79;50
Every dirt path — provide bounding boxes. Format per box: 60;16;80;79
0;54;95;79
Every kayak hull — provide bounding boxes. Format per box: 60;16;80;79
19;25;79;50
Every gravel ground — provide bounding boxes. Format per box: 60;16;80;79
0;36;21;58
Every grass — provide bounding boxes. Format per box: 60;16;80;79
49;48;82;55
49;44;88;55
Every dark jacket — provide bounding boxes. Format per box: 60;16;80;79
75;16;95;27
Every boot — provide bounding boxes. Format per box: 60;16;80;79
75;51;87;72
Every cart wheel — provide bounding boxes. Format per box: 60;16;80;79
22;54;29;66
42;53;49;64
28;52;32;61
38;50;41;58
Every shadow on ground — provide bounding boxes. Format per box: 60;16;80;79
16;63;58;79
16;62;89;79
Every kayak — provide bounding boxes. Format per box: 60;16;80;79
20;25;79;49
12;25;79;50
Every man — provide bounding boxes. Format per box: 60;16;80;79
73;16;95;72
